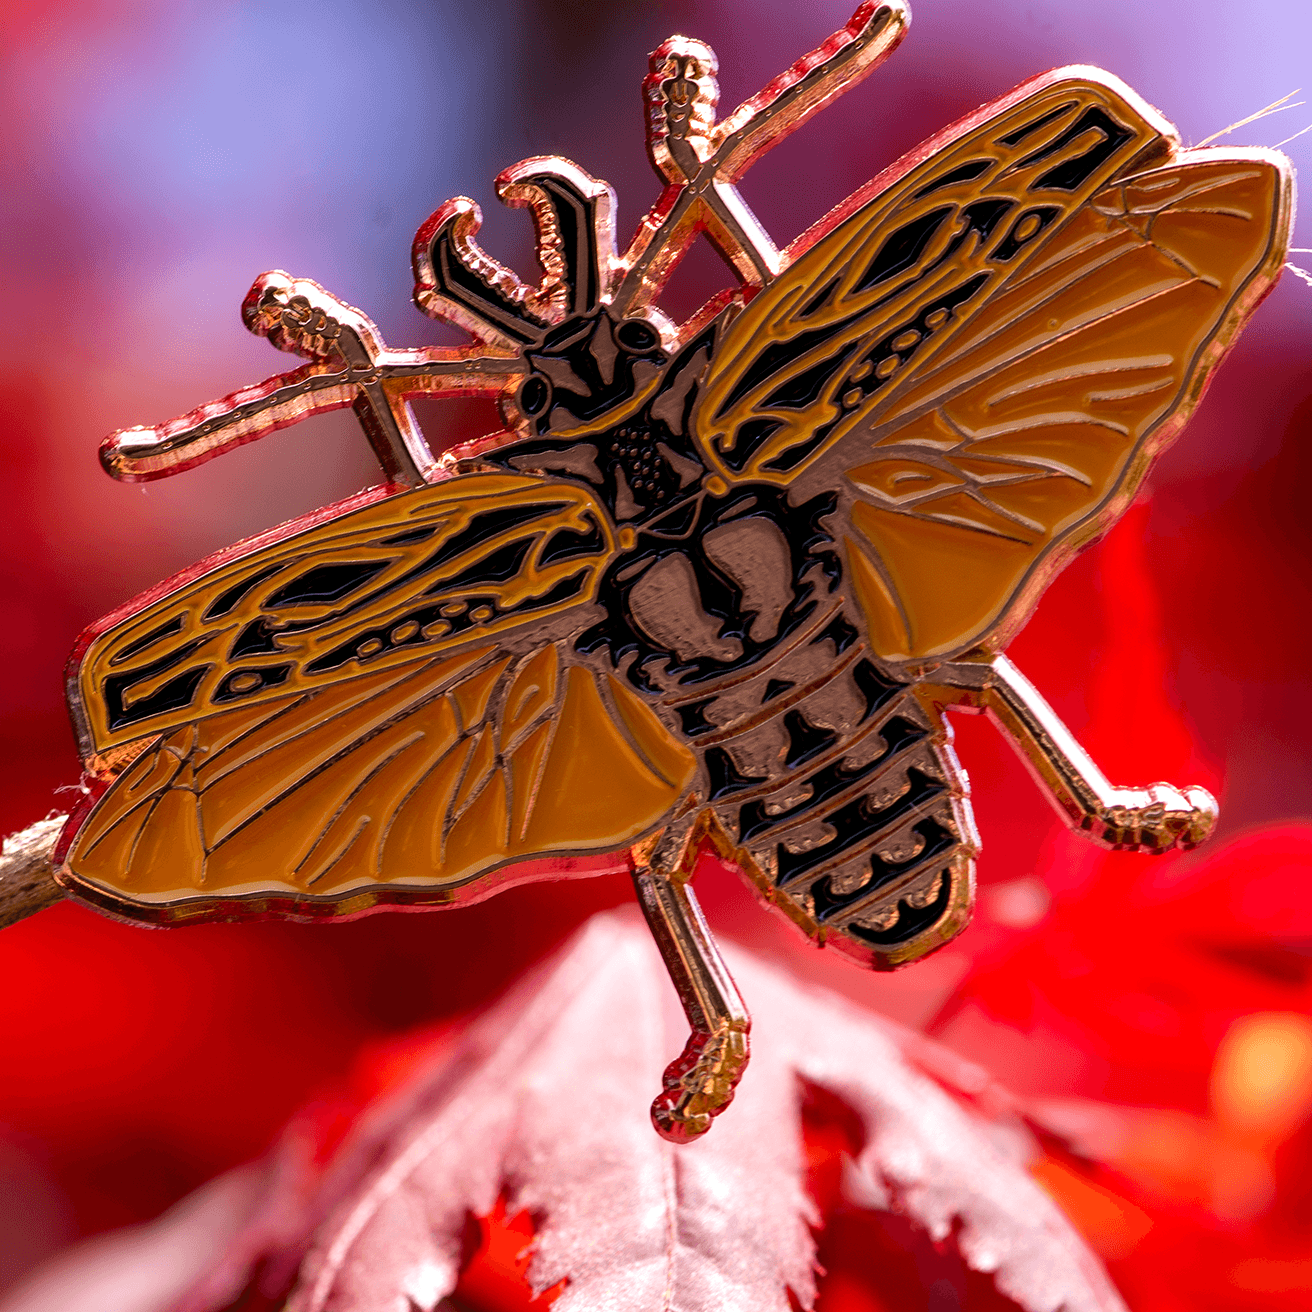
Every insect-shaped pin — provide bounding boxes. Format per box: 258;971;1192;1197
56;2;1292;1142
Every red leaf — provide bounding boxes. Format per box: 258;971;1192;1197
282;914;1122;1312
1;917;1130;1312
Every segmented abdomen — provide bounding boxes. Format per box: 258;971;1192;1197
668;602;978;962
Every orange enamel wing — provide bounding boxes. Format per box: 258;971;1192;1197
59;474;694;922
693;70;1292;664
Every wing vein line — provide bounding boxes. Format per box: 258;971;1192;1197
874;272;1215;440
297;731;426;883
204;681;453;854
200;651;496;786
846;533;914;649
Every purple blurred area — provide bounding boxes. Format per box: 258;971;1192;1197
0;0;1309;1295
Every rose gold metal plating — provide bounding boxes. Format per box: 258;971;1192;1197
67;0;1291;1145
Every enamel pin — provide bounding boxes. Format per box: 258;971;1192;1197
52;2;1292;1141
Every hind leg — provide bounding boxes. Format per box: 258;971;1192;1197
923;655;1217;853
630;817;751;1144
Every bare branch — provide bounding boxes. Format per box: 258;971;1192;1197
0;815;67;929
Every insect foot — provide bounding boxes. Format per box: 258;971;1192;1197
632;827;753;1142
1097;784;1218;854
652;1019;752;1145
242;271;355;362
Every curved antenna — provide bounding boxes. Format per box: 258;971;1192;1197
97;5;908;488
100;271;526;487
412;198;550;347
497;159;619;320
412;160;619;347
644;35;722;188
242;272;436;485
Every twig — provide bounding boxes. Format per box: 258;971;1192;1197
0;816;67;929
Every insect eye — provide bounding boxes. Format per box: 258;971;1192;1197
516;373;553;418
616;318;661;354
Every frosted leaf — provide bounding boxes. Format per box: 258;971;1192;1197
1;913;1126;1312
287;912;1125;1312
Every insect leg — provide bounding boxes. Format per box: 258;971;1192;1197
615;3;909;307
630;822;750;1144
101;272;524;485
243;272;434;486
924;655;1217;854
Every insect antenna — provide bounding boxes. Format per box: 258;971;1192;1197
412;161;618;346
96;4;909;488
497;160;619;320
412;197;548;348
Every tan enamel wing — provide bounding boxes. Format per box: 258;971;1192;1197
63;475;694;920
693;71;1291;663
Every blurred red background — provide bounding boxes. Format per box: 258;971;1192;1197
2;1;1311;1307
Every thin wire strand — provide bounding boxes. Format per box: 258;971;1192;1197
1274;122;1312;149
1196;90;1303;147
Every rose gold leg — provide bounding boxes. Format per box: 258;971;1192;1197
922;655;1218;853
630;828;750;1144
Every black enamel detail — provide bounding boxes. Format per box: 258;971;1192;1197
426;503;560;575
489;316;710;520
576;487;838;694
428;218;544;345
110;614;186;663
434;538;534;590
990;205;1062;262
996;101;1076;147
855;207;954;293
809;814;957;919
519;171;605;316
230;618;285;659
704;746;767;800
675;699;717;737
774;765;946;889
960;197;1015;242
303;566;592;676
800;277;840;318
852;658;905;720
422;165;610;345
1020;106;1135;190
202;562;284;622
518;375;552;417
782;709;838;768
378;526;438;548
841;864;955;945
539;523;606;565
103;647;210;732
212;664;293;704
738;713;926;843
616;319;660;352
915;158;993;196
751;275;990;478
265;560;389;608
813;613;858;655
718;319;852;417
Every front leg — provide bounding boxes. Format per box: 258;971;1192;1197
630;818;751;1144
923;656;1217;854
